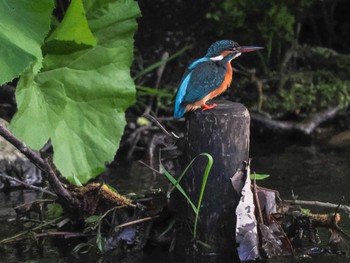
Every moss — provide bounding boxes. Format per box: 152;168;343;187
302;46;350;79
263;70;350;115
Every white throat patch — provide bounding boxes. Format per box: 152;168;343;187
210;55;224;61
210;52;242;62
233;52;242;59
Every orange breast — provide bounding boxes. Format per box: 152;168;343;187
185;62;233;112
186;62;232;111
206;62;233;100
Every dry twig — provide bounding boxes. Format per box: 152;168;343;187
283;199;350;215
0;172;55;196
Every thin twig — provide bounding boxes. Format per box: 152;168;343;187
35;231;89;238
283;199;350;215
115;215;160;229
138;160;162;174
0;217;64;244
143;113;179;139
153;116;182;122
252;172;264;224
14;199;54;209
0;172;56;197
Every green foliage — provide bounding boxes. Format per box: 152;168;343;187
308;47;350;80
265;70;350;115
84;207;117;252
208;1;296;43
133;46;189;113
133;46;190;81
161;153;213;239
204;0;350;116
45;0;96;54
251;172;270;180
96;224;104;252
47;203;63;219
300;208;311;215
136;116;151;126
136;85;173;98
5;0;141;185
0;0;54;83
206;0;314;66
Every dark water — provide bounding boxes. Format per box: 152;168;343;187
1;141;350;262
251;140;350;203
251;140;350;263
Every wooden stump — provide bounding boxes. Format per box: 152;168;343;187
176;100;250;258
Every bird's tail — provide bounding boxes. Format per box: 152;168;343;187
174;73;192;119
174;104;186;119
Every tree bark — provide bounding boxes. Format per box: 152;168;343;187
174;100;250;260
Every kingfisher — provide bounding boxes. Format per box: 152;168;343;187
174;40;263;119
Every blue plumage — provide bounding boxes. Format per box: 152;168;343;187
188;57;209;70
181;60;229;103
174;40;263;119
174;72;192;119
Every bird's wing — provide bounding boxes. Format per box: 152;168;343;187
182;60;227;104
174;57;210;118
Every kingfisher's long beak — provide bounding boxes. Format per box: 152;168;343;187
237;46;264;53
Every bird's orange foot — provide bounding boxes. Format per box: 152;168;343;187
201;103;217;111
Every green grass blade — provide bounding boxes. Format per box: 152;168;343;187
136;85;173;97
160;161;198;213
193;153;213;238
161;152;213;239
133;46;191;80
250;172;270;180
159;218;177;237
168;155;199;194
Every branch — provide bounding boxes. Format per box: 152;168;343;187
0;123;45;169
0;123;78;207
42;157;79;207
251;106;342;135
283;199;350;215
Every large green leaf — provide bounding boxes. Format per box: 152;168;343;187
10;0;140;185
0;0;54;84
45;0;97;54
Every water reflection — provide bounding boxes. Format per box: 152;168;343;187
251;143;350;204
103;161;169;196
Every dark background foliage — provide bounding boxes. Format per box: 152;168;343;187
133;0;350;117
135;0;350;65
